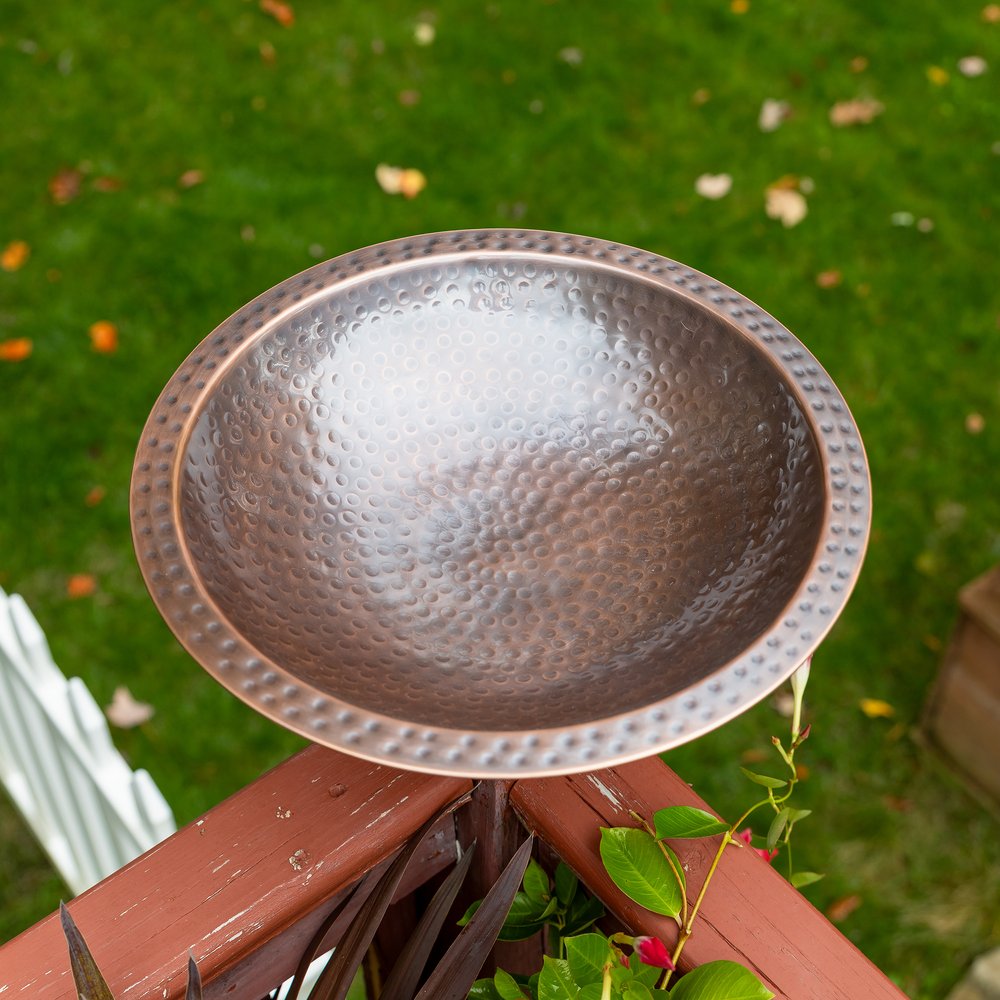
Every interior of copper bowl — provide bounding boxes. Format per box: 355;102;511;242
179;257;825;731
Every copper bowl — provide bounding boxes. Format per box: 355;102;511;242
131;231;870;776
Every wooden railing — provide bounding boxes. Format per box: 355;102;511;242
0;746;908;1000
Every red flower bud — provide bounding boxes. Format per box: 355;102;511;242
634;935;675;970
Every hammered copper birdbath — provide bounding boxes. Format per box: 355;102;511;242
131;230;870;777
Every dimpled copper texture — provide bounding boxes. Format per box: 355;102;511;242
131;231;870;776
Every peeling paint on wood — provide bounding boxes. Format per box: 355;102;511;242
0;745;469;998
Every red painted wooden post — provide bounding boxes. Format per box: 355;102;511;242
0;745;471;999
510;758;908;1000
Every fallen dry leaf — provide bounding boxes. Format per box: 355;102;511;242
966;412;985;434
694;173;732;199
178;169;205;189
375;163;427;198
816;269;842;288
883;795;913;812
0;338;32;362
261;0;294;27
398;89;421;106
829;97;884;126
259;40;276;64
741;747;769;764
92;176;123;193
89;320;118;353
731;0;750;12
765;186;807;227
413;20;435;45
758;98;790;132
49;167;83;205
692;87;711;105
958;55;988;77
106;686;155;729
1;240;30;272
67;574;97;599
984;3;1000;21
849;55;869;73
926;65;949;86
826;894;862;923
859;698;895;719
85;485;106;507
795;763;810;781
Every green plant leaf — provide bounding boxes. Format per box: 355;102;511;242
537;956;579;1000
460;890;549;940
667;961;774;999
59;903;116;1000
628;957;663;988
469;979;504;1000
766;809;790;851
495;968;530;1000
653;806;729;840
623;982;654;1000
564;892;606;935
786;808;812;824
739;768;787;790
523;859;551;903
790;871;824;889
554;862;579;907
415;836;534;1000
565;933;613;986
579;985;606;1000
658;841;687;899
599;827;683;919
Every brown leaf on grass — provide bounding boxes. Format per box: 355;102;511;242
398;89;421;106
259;40;276;64
826;894;862;923
261;0;295;27
829;97;884;126
178;169;205;189
849;55;869;73
67;574;97;598
85;485;106;507
695;173;732;199
92;176;123;193
927;65;949;86
958;56;988;77
741;747;769;764
1;240;30;272
984;4;1000;22
88;320;118;353
859;698;895;719
758;98;790;132
883;795;913;812
731;0;750;12
966;412;985;434
106;686;155;729
816;269;843;288
49;167;83;204
765;185;808;227
375;163;427;198
0;338;32;362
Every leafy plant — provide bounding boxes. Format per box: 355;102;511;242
479;661;819;999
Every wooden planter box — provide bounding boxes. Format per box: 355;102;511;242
924;564;1000;802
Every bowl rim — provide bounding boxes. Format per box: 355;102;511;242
130;228;871;777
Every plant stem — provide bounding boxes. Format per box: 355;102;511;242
659;798;770;987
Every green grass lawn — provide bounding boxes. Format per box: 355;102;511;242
1;1;999;996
